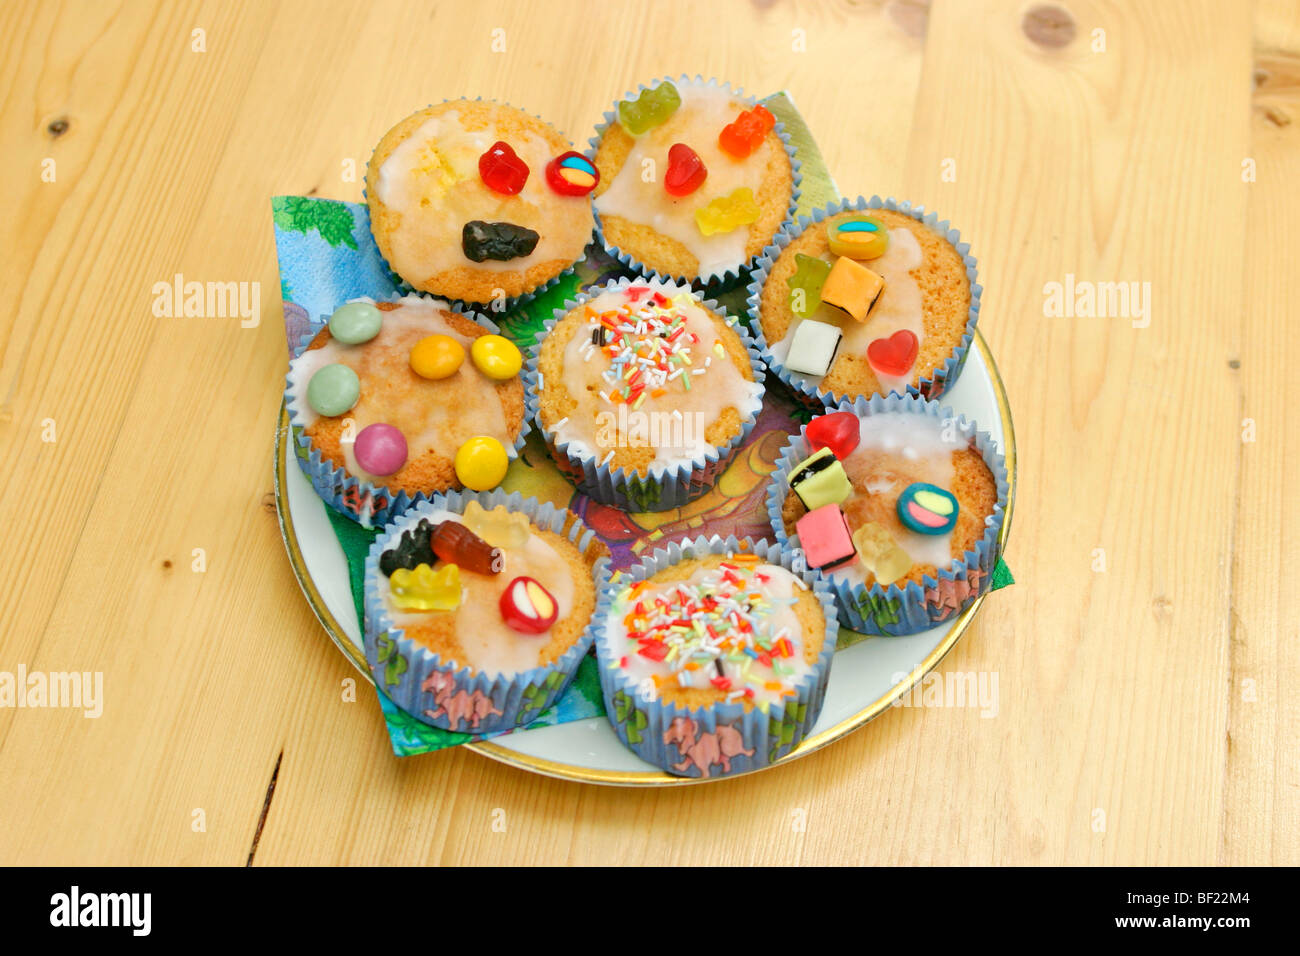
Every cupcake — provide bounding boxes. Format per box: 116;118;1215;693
528;277;765;511
366;99;596;304
364;491;608;733
767;394;1008;635
286;295;527;525
591;77;798;285
751;197;980;407
595;537;838;779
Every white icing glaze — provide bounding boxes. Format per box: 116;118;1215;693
545;279;762;472
375;508;577;677
595;81;784;281
287;296;515;485
375;108;593;281
772;226;925;394
605;562;813;708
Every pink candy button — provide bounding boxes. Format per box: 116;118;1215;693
354;423;407;476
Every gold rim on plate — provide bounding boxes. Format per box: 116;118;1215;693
275;328;1016;786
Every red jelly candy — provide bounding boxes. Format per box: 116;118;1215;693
545;151;599;196
478;141;529;195
866;329;919;378
805;411;860;460
664;143;707;197
718;105;776;159
499;576;558;634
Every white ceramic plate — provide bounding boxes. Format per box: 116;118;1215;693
275;330;1016;785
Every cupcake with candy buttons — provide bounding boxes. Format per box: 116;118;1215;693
527;276;765;512
366;491;609;734
591;76;799;287
749;197;980;407
595;536;838;779
286;295;528;525
366;100;597;305
766;393;1008;635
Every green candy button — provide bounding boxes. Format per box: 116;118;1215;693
306;363;360;417
328;301;382;344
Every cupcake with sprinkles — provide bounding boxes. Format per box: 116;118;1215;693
766;394;1008;635
595;536;838;779
286;295;527;525
528;277;765;511
366;99;597;304
365;491;609;734
750;197;980;407
591;76;798;286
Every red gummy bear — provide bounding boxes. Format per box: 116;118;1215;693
805;411;860;460
478;141;529;195
664;143;707;197
866;329;919;378
718;105;776;159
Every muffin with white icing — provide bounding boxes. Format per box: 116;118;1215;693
530;277;764;511
366;100;596;304
592;77;796;285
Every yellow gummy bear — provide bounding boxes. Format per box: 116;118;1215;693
852;522;913;587
694;187;762;237
390;562;462;611
461;500;531;550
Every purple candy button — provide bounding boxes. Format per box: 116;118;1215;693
354;423;407;476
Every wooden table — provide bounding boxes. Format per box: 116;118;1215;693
1;0;1295;865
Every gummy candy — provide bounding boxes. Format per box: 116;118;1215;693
379;518;437;576
783;319;841;377
788;447;853;512
409;334;465;380
827;215;888;259
897;483;959;535
785;253;830;318
805;411;860;460
820;256;884;322
617;81;681;135
852;522;912;586
461;220;540;263
431;521;503;575
390;562;462;611
499;576;558;633
354;423;407;476
664;143;707;197
454;436;509;491
693;187;761;236
470;334;522;380
478;141;529;195
795;504;855;571
546;151;599;196
866;329;919;378
718;104;775;159
462;501;531;550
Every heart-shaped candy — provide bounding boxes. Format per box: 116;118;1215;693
866;329;919;378
664;143;707;197
805;411;860;460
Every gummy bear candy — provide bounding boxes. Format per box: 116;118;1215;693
785;253;830;318
545;151;599;196
461;500;531;550
852;522;912;586
693;187;761;236
827;214;888;259
478;141;529;195
664;143;707;197
431;521;503;575
379;518;437;576
617;81;681;135
461;220;540;262
718;104;775;159
390;562;462;611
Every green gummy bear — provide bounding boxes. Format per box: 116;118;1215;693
618;81;681;135
786;253;831;318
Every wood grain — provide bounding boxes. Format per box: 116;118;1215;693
0;0;1292;865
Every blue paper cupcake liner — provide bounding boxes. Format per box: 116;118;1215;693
523;276;766;512
747;196;982;410
588;75;803;295
765;393;1008;635
593;535;839;779
285;295;531;527
363;489;611;734
362;97;595;312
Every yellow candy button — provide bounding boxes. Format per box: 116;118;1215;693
470;334;522;380
410;334;465;380
455;436;509;491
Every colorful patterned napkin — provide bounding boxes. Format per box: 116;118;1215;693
273;92;1013;756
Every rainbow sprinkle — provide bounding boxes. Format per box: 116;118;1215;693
582;289;712;407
